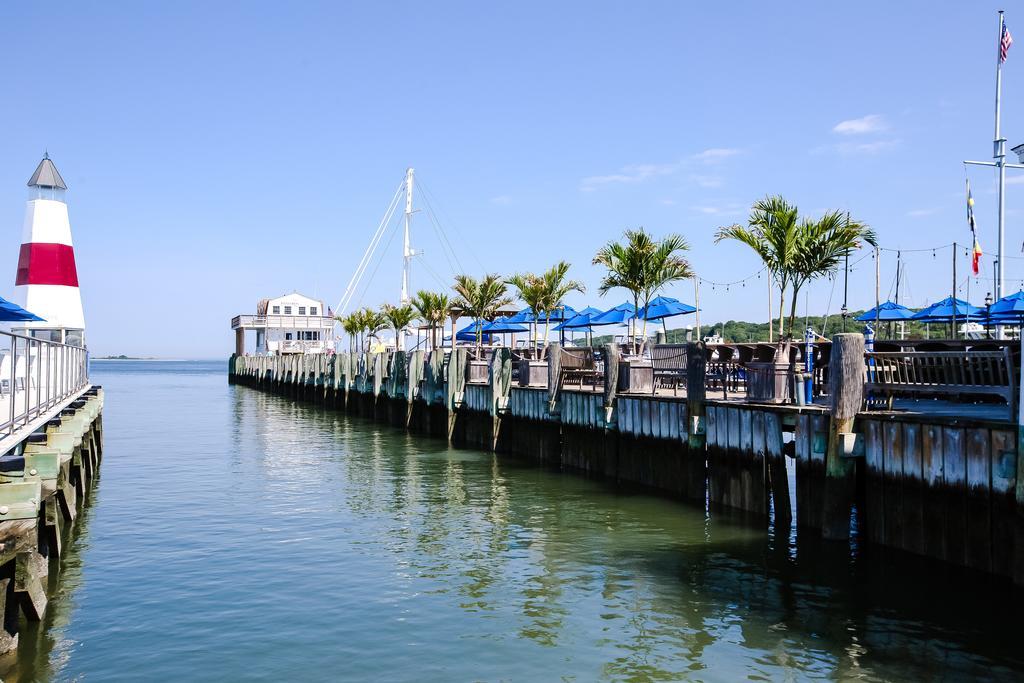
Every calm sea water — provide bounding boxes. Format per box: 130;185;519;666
6;359;1024;681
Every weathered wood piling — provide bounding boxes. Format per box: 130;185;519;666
228;331;1024;584
0;387;104;659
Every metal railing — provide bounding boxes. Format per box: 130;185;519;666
0;330;89;438
232;314;335;330
277;340;331;353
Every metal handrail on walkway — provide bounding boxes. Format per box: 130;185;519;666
0;330;89;438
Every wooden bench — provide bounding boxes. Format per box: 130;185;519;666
865;348;1017;420
558;347;602;389
650;344;688;395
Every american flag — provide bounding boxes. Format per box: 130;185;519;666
1001;22;1013;63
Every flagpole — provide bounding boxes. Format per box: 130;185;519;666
996;10;1007;337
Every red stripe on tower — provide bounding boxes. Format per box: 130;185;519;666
15;243;79;287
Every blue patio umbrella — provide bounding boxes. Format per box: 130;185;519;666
484;318;529;334
910;296;984;322
503;307;536;324
636;299;697;321
542;305;578;322
554;306;603;331
588;302;638;326
856;300;914;322
987;290;1024;316
455;321;494;343
0;297;44;322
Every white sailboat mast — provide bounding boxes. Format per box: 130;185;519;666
402;167;414;305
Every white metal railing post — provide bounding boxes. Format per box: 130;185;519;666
22;339;28;426
7;335;13;435
36;340;42;416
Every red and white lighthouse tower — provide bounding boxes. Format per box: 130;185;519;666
12;154;85;346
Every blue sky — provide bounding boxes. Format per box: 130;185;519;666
0;2;1021;357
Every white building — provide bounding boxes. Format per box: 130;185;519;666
231;292;335;355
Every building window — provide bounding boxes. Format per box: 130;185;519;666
272;306;280;314
298;306;306;315
310;307;318;315
283;306;292;314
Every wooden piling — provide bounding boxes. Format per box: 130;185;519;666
943;426;968;566
546;343;561;415
922;423;945;561
822;333;863;540
685;342;707;502
603;343;619;426
764;411;790;524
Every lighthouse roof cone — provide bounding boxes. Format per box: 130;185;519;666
12;154;85;346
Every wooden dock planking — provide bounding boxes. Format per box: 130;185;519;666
883;421;904;552
863;419;885;546
943;427;968;567
0;388;103;657
922;423;946;562
965;427;992;573
901;422;925;557
990;429;1016;578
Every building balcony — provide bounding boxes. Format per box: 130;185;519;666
231;314;335;330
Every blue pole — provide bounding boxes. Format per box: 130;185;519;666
804;326;814;404
864;323;875;383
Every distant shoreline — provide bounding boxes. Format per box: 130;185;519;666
92;358;195;362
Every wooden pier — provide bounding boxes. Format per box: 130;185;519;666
0;386;104;660
229;335;1024;585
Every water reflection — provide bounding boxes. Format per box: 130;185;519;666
231;386;1024;680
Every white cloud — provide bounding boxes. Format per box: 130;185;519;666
1005;175;1024;185
907;208;939;218
691;204;744;217
660;198;677;206
490;195;512;205
812;139;900;156
580;161;682;191
691;148;740;163
580;149;739;192
833;114;887;135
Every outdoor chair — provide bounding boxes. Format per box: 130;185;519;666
650;344;688;395
559;347;601;390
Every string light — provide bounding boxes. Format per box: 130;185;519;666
694;241;1021;293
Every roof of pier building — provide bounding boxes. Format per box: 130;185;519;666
27;153;67;190
257;293;327;316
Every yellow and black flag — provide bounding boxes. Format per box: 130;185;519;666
967;178;981;275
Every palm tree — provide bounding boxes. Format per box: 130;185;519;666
355;307;386;352
381;303;416;351
715;196;800;341
452;274;512;349
338;313;360;353
716;197;874;339
506;272;545;351
411;290;450;349
537;261;585;356
593;228;691;353
787;210;875;334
